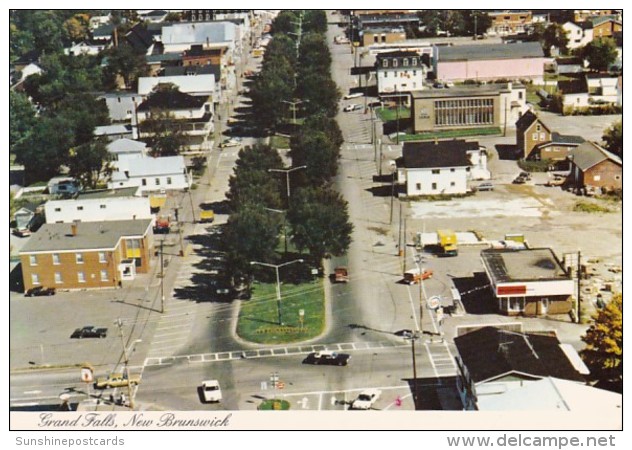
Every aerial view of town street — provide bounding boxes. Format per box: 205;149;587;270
9;9;623;430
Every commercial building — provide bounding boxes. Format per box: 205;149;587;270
19;219;154;292
480;248;575;316
376;51;426;97
487;10;533;35
410;83;526;135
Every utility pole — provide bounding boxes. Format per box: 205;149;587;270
577;251;582;323
403;217;407;273
160;239;165;314
115;319;135;410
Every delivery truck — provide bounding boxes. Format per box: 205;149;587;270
437;229;458;256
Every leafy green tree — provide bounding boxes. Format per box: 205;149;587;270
271;11;299;35
445;10;467;36
102;42;149;89
581;37;618;72
303;10;327;34
140;110;187;157
224;202;283;283
30;11;64;55
542;23;570;56
62;13;91;44
262;34;297;69
602;121;622;158
287;186;353;261
9;90;37;153
463;11;492;37
301;114;344;148
298;32;332;76
290;131;340;186
297;72;340;117
418;10;445;36
581;294;622;391
68;139;110;190
250;57;295;131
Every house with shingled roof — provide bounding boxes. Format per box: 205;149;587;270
568;141;622;192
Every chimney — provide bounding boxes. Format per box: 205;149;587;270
71;223;77;236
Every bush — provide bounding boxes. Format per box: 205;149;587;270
518;159;551;172
573;201;613;213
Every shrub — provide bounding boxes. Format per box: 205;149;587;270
573;201;612;213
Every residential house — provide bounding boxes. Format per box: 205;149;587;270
487;10;533;35
13;205;37;230
515;110;553;159
19;219;154;292
396;140;474;196
138;72;216;99
562;22;593;51
588;15;622;39
480;247;575;316
410;83;526;135
45;188;152;224
89;14;111;30
554;56;584;75
65;23;114;56
136;87;214;152
106;139;148;164
108;155;192;194
454;326;587;410
140;10;169;23
376;51;426;99
568;141;622;191
476;376;622;413
145;53;184;76
433;42;551;83
182;45;225;67
125;23;156;55
535;133;586;168
558;74;619;111
574;10;619;23
99;92;143;125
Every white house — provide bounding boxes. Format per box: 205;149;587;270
160;22;238;54
106;139;148;164
65;41;104;56
94;124;135;141
558;74;620;110
99;92;144;123
45;187;152;224
136;87;214;152
138;74;216;99
375;51;426;100
562;22;593;50
108;156;192;194
396;140;473;196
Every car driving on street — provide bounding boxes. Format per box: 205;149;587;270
94;373;140;389
343;104;362;112
201;380;222;403
351;389;381;410
70;326;108;339
25;286;56;297
303;350;351;366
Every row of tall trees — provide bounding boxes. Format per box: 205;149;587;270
222;10;352;287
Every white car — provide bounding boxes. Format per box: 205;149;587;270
351;389;381;410
219;138;241;148
343;104;362;112
201;380;222;403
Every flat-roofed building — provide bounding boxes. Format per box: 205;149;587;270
480;248;574;316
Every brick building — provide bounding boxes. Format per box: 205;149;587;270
19;219;153;292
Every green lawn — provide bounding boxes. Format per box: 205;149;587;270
399;127;501;141
270;135;291;149
376;106;411;121
237;279;325;344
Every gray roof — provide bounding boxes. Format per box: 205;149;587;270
146;53;183;63
551;132;585;145
570;142;622;171
20;219;152;254
76;187;140;200
107;138;147;155
115;155;186;177
481;248;569;283
411;83;521;99
401;140;476;169
438;42;544;62
94;124;133;136
162;22;236;45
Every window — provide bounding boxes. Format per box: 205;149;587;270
450;168;456;172
76;253;84;264
142;179;147;186
77;206;83;211
100;204;106;209
518;91;523;99
403;58;409;66
593;175;601;181
431;183;438;190
415;183;421;190
450;182;456;187
509;297;523;311
31;273;40;285
78;272;86;283
532;133;539;140
540;133;546;141
413;70;417;76
432;169;440;175
615;175;621;180
29;255;37;266
412;58;418;66
167;177;172;185
55;272;63;284
382;59;388;68
100;270;108;282
52;253;60;265
393;59;398;67
99;252;107;263
155;178;161;186
55;208;61;212
536;124;541;132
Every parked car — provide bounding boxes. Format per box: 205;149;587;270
94;373;140;389
476;182;494;191
394;329;414;338
433;82;445;89
219;137;241;148
343;104;363;112
512;176;526;184
71;326;108;339
303;350;351;366
343;92;363;100
201;380;222;403
351;389;382;410
519;171;532;180
12;227;31;237
25;286;56;297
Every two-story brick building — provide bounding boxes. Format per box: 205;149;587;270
19;219;153;292
487;10;533;35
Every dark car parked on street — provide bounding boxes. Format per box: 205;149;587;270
71;326;108;339
25;286;56;297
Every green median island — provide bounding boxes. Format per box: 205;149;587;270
237;279;325;344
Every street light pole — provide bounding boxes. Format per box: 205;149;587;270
250;259;304;325
268;166;307;204
115;319;141;410
264;207;288;254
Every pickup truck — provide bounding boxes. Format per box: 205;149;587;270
94;373;140;389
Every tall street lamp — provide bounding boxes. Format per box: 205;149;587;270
264;207;288;254
250;259;304;325
268;165;307;204
413;252;427;335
